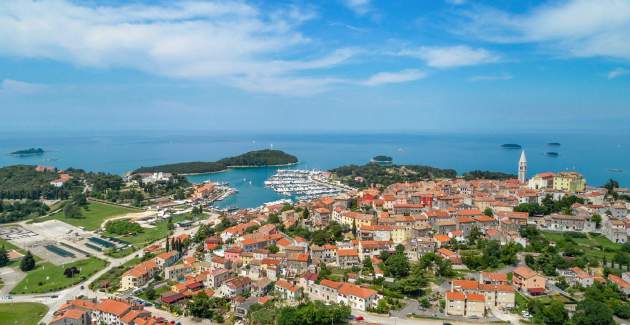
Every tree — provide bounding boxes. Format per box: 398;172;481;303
145;286;156;300
573;298;614;325
362;256;374;275
268;213;280;224
351;219;357;237
20;251;35;271
64;266;80;278
384;246;410;278
72;193;88;207
483;207;493;216
63;202;83;219
165;235;170;252
592;214;602;228
538;300;569;325
0;246;8;267
187;292;214;319
268;244;279;254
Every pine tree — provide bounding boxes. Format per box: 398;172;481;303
20;251;35;271
165;236;170;252
0;245;9;267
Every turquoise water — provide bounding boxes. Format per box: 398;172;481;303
1;131;629;208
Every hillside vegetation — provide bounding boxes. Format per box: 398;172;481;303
134;149;298;174
332;163;516;188
331;163;457;187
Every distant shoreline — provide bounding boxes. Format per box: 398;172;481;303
182;162;299;176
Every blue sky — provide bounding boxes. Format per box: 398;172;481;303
0;0;629;133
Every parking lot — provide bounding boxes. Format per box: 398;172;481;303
1;222;89;265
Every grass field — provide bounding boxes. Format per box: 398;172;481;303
33;201;139;230
104;213;192;250
10;257;108;294
0;303;48;325
541;231;621;259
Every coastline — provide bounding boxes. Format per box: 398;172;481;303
180;162;299;176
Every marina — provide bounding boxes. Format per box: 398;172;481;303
264;169;353;200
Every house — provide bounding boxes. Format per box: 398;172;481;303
337;248;360;268
337;283;379;311
480;272;509;285
545;214;595;232
275;279;302;302
92;299;133;325
512;266;546;293
164;264;193;281
51;308;91;325
437;248;461;265
608;274;630;297
218;276;251;298
205;269;232;289
121;260;159;291
445;291;486;317
154;251;179;268
307;279;344;303
445;291;466;316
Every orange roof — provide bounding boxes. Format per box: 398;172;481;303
475;215;495;223
513;266;539;279
456;217;476;224
482;272;508;282
320;279;344;289
276;279;298;292
96;299;132;316
467;293;485;302
437;248;457;257
120;309;146;323
457;209;482;216
339;283;377;299
495;284;515;292
156;251;178;260
53;308;86;322
452;279;479;290
337;248;359;257
608;274;630;288
124;260;158;278
434;234;450;243
446;291;465;301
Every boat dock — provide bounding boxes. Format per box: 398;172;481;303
264;169;353;200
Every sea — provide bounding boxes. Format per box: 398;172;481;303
1;131;628;208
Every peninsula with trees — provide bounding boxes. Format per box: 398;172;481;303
331;163;516;187
133;149;298;175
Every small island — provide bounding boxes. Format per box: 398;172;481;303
133;149;298;175
371;155;393;165
10;148;45;156
547;142;561;146
500;144;522;149
545;152;559;157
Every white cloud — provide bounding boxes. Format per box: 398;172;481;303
446;0;466;5
468;74;513;81
342;0;372;15
0;1;356;95
0;79;47;95
399;46;499;68
608;68;630;79
363;69;427;86
457;0;630;61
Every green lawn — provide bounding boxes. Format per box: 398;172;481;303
104;213;191;251
541;231;621;259
33;201;139;230
0;303;48;325
10;257;108;294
